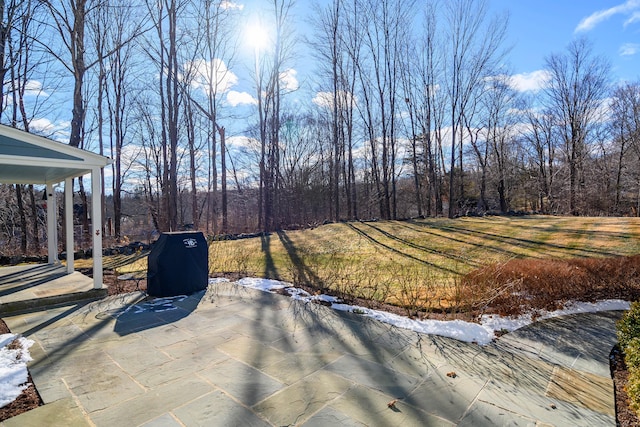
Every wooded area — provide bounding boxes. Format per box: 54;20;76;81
1;0;640;254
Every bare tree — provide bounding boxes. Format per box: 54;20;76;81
442;0;508;218
186;0;238;233
309;0;362;221
142;0;186;231
134;95;164;232
5;0;52;251
419;2;446;216
254;0;297;231
522;103;558;214
0;0;15;122
40;0;99;149
91;1;142;239
276;111;327;225
310;0;342;221
351;0;416;220
610;82;640;214
483;74;518;213
544;37;610;215
39;0;145;241
399;40;424;217
2;1;27;253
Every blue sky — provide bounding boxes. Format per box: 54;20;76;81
493;0;640;84
22;1;640;194
200;0;640;171
227;0;640;111
30;1;640;160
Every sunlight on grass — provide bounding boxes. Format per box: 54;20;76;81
71;251;148;274
206;216;640;311
95;216;640;312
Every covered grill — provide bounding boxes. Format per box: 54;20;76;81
147;232;209;297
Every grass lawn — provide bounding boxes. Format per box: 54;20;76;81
78;215;640;315
212;216;640;276
207;216;640;314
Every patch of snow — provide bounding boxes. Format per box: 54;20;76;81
208;277;231;285
480;313;533;333
0;334;33;408
330;303;495;344
285;287;311;299
237;277;287;292
545;299;630;316
286;287;341;304
229;277;631;346
480;299;631;334
314;294;341;304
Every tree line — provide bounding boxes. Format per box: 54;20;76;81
0;0;639;254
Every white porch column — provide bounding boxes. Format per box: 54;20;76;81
91;167;103;289
65;177;74;274
46;183;58;264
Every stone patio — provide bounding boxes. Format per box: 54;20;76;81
0;282;621;426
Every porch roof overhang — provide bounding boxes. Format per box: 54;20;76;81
0;124;111;291
0;124;111;184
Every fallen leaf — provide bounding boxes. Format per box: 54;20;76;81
446;371;457;378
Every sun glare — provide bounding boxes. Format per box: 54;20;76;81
245;21;268;51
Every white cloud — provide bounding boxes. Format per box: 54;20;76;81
575;0;640;32
226;90;257;107
280;68;298;92
312;90;357;109
184;58;237;95
24;80;48;97
29;118;70;141
625;11;640;26
227;135;258;150
312;91;333;108
5;79;48;98
508;70;551;92
220;1;244;10
620;43;640;56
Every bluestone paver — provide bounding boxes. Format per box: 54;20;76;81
2;397;91;427
199;358;285;406
252;370;353;426
173;390;271;427
457;400;536;427
325;384;454;426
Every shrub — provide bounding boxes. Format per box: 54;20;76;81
625;337;640;373
619;302;640;350
462;255;640;317
627;368;640;415
618;303;640;416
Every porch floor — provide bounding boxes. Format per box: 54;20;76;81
0;264;107;315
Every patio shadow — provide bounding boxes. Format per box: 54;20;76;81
110;290;205;336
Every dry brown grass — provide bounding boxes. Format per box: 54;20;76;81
461;255;640;317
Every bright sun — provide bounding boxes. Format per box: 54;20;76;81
245;21;269;51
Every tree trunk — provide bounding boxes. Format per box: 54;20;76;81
219;125;228;232
15;185;27;254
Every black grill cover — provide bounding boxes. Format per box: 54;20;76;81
147;232;208;297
